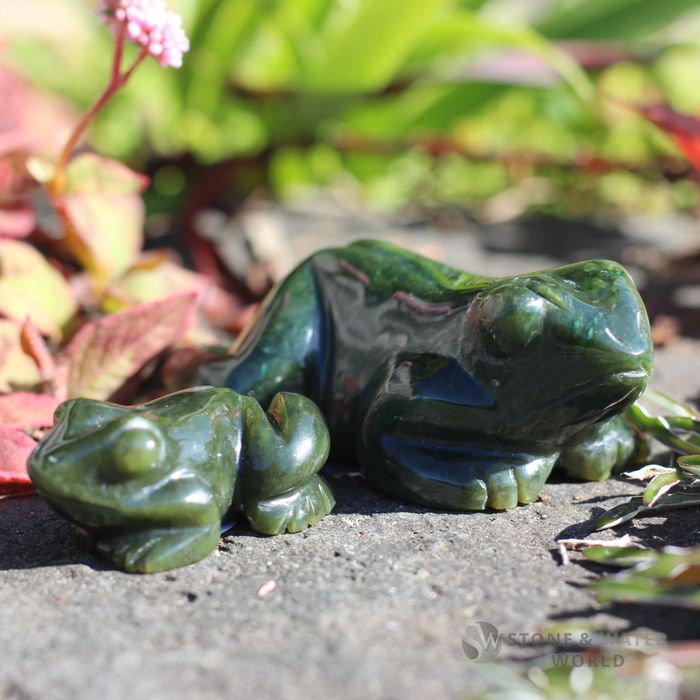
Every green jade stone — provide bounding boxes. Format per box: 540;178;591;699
29;389;332;573
29;240;653;573
203;239;653;512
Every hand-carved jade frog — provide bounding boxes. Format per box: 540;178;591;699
28;388;332;573
30;240;653;573
202;239;653;511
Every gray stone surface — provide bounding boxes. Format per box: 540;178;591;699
1;234;699;700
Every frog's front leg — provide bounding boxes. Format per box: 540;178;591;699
355;354;558;510
556;415;641;481
200;262;326;407
90;522;221;574
240;392;334;535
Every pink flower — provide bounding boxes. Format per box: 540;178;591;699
99;0;189;68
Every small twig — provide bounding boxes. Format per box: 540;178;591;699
558;541;570;566
556;534;641;566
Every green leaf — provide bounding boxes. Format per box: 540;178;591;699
584;546;656;567
594;547;700;609
677;455;700;479
595;497;645;530
595;491;700;531
625;403;700;454
341;83;505;138
538;0;700;41
0;240;76;340
300;0;448;92
402;13;592;100
66;153;150;196
183;0;263;111
637;388;696;418
643;471;682;506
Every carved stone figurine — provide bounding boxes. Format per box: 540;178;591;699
28;388;332;572
202;239;653;510
29;240;653;573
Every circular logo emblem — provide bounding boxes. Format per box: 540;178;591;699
461;621;502;662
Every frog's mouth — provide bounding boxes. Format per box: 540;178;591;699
516;363;649;438
611;368;649;383
31;465;214;531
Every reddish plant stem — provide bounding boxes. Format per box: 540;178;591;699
50;29;148;198
111;22;126;83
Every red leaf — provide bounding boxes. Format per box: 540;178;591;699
0;425;36;498
0;319;44;391
160;346;221;393
53;154;148;284
0;156;38;239
20;316;55;383
0;206;34;238
56;290;198;400
0;66;75;157
637;104;700;172
0;393;60;429
0;239;77;340
102;251;209;312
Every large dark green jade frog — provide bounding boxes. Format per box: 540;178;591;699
28;388;332;573
203;240;653;511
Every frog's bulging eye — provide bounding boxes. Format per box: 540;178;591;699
478;287;546;357
111;426;164;478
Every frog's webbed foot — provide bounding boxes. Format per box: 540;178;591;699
246;475;335;535
356;353;557;510
556;415;639;481
241;392;334;535
91;524;221;574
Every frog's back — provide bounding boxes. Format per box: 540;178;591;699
312;240;493;305
305;241;492;452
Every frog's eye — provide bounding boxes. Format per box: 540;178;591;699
58;398;132;439
478;287;546;357
110;423;165;478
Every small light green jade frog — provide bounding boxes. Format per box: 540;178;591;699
30;240;653;573
29;388;332;573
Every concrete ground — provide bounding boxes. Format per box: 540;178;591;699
1;218;699;700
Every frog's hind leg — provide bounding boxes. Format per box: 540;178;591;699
199;263;327;407
240;392;335;535
355;353;558;510
556;415;640;481
360;434;557;511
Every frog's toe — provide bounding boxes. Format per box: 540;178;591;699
246;475;335;536
513;456;558;504
361;437;558;511
484;454;557;509
483;469;518;510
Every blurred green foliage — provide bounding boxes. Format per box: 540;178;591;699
4;0;700;217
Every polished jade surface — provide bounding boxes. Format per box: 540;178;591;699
30;240;653;572
28;388;332;573
202;239;653;512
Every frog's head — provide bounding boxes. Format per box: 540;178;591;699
465;259;652;446
28;387;239;533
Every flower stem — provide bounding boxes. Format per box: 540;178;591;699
50;28;148;198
